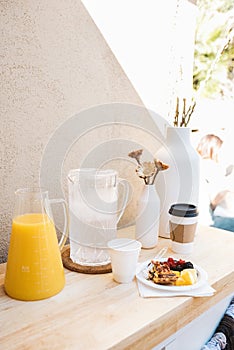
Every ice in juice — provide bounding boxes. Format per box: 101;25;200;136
4;213;65;300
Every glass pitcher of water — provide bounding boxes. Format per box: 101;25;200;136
67;168;129;266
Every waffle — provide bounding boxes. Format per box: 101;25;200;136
148;261;178;285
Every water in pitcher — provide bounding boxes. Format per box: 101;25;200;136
69;214;117;265
68;169;123;266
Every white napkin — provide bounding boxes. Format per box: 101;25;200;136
136;262;216;298
136;279;216;298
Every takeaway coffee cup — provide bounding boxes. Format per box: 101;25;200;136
169;203;199;254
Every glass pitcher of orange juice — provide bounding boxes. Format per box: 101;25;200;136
4;188;69;301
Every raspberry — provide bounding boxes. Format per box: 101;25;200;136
177;259;185;266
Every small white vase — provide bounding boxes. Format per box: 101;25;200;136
135;184;160;249
155;127;200;238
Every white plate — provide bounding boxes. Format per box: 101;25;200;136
136;258;208;292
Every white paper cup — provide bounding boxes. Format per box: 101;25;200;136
107;238;142;283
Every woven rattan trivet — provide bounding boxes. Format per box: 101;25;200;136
61;245;112;274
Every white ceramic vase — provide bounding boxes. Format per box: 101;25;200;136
155;127;200;238
135;184;160;249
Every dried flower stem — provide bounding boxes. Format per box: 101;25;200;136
128;149;143;165
128;150;169;185
150;168;159;185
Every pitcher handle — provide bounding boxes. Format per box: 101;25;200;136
49;198;69;251
116;178;130;224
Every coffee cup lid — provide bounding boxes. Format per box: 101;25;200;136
169;203;198;218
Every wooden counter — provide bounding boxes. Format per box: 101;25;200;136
0;225;233;350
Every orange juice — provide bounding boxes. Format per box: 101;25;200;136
4;213;65;300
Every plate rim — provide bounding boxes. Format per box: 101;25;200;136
136;258;208;291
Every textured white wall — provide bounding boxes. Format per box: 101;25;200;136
0;0;197;263
0;0;144;262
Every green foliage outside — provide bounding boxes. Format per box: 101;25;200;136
193;0;234;99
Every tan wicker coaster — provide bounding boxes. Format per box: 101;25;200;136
61;246;112;274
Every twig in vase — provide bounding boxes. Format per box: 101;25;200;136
183;100;196;127
173;97;196;127
174;97;179;127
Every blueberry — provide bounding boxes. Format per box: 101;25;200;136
172;265;183;271
183;262;194;269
